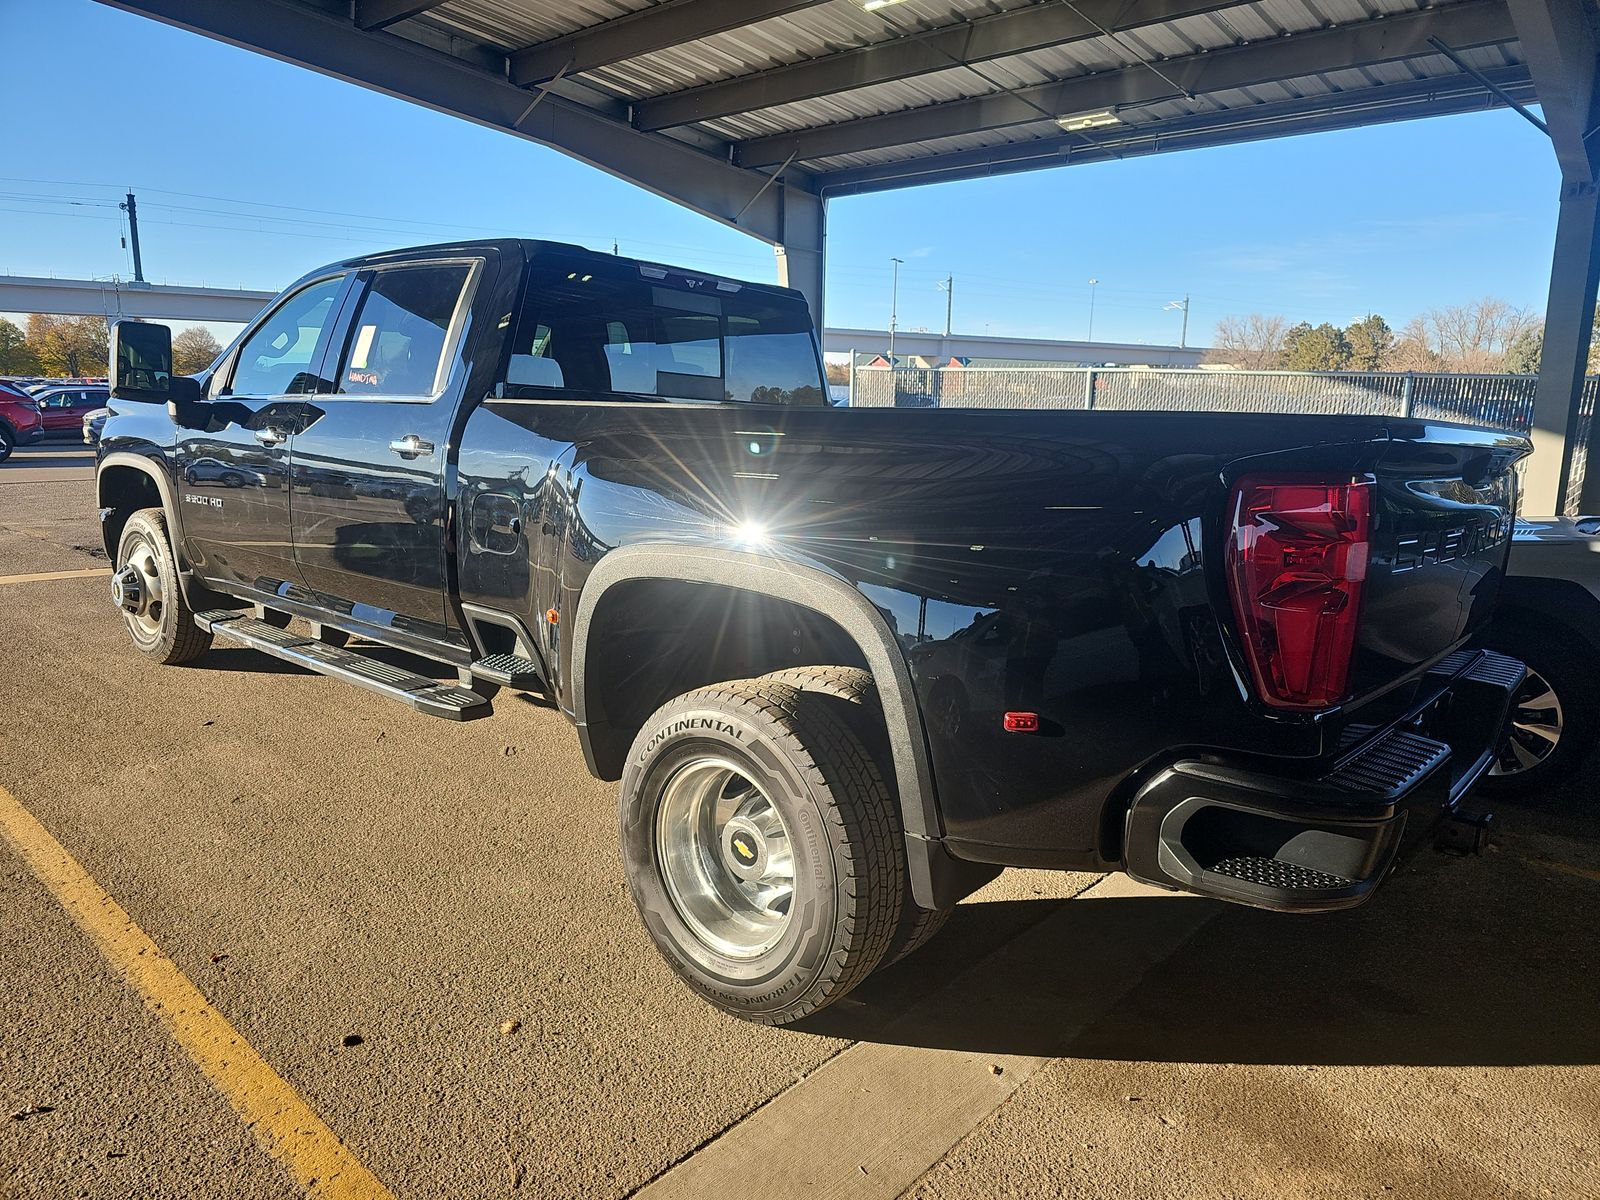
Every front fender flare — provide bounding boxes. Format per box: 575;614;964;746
97;451;208;605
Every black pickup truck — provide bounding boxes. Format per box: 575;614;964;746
99;239;1528;1025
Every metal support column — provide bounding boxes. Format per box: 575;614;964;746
1510;0;1600;516
773;183;826;332
1525;180;1600;516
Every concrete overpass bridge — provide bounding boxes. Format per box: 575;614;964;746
0;275;274;324
0;275;1203;366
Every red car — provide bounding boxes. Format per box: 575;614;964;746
0;381;45;462
33;384;110;436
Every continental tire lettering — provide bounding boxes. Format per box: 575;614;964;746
640;716;744;761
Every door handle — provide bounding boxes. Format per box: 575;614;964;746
389;434;435;459
253;426;288;446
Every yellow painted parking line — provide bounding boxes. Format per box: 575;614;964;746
0;568;111;585
0;785;394;1200
1526;857;1600;884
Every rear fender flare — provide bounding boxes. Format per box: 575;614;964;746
570;545;947;904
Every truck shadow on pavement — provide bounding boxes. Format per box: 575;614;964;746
800;803;1599;1068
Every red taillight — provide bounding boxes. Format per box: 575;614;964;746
1003;711;1040;733
1226;476;1373;710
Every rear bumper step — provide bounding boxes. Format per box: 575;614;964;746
195;610;492;721
1123;649;1524;913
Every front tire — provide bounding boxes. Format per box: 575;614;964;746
0;422;15;463
113;508;213;665
619;678;904;1024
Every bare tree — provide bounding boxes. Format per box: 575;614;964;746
1209;314;1287;369
1386;316;1445;372
1423;298;1537;372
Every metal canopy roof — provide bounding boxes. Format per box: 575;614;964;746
97;0;1570;336
381;0;1527;194
108;0;1536;215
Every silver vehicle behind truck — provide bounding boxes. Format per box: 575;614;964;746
1482;517;1600;795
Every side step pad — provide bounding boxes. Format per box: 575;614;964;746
196;610;492;722
470;653;546;690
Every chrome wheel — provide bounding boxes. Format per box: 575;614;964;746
1490;667;1564;777
654;756;795;958
114;530;167;644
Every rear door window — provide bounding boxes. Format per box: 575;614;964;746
336;263;474;398
506;255;823;405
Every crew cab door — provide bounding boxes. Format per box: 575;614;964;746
177;272;351;596
288;255;483;637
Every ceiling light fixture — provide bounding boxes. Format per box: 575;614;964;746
1056;109;1122;132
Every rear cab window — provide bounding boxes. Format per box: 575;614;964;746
505;254;824;406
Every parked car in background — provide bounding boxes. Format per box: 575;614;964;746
1481;516;1600;796
1;376;52;394
34;384;110;436
0;380;45;461
83;406;111;447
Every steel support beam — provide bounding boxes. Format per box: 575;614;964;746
353;0;446;32
818;66;1535;195
509;0;827;87
634;0;1235;132
1507;0;1600;180
773;187;825;331
92;0;822;255
1510;0;1600;515
734;0;1516;167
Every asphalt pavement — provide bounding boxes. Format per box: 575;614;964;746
1;439;1595;1199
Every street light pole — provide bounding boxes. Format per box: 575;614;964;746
888;256;904;363
1087;277;1099;342
938;273;954;337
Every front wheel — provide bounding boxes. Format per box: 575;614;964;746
112;508;213;665
0;423;15;463
619;678;905;1025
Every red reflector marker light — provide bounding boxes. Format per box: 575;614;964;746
1003;711;1040;733
1226;476;1373;710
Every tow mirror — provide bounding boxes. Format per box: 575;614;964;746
110;320;173;402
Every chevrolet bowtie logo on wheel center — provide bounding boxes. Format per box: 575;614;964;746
722;817;767;880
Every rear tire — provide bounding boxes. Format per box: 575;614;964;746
619;678;904;1024
113;508;213;665
0;422;15;463
1479;624;1597;799
764;666;954;966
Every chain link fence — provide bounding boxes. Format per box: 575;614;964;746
849;365;1600;439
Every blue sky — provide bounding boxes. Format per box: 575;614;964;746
0;0;1566;347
